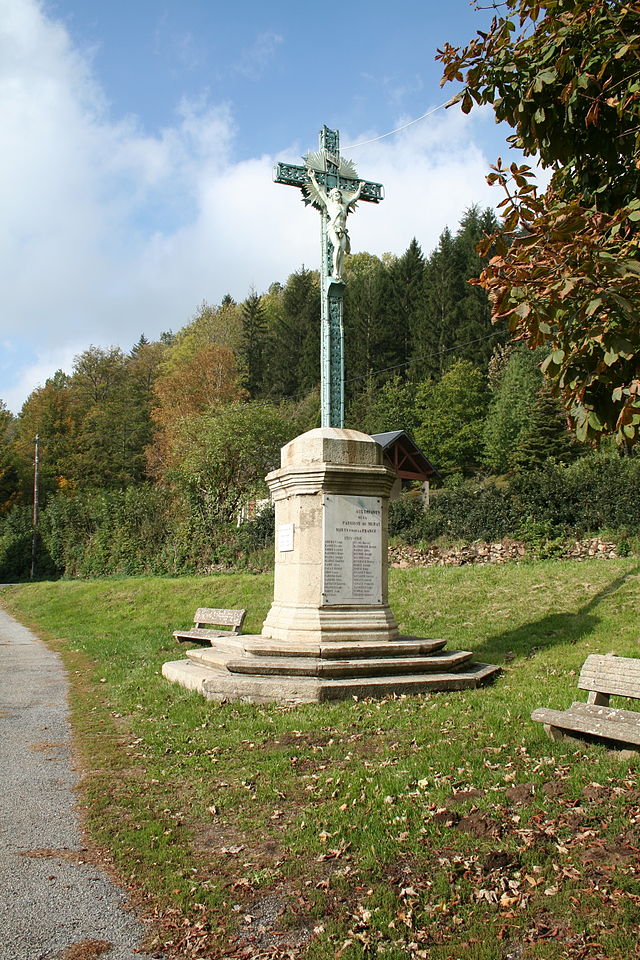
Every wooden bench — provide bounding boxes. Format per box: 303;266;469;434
173;608;246;645
532;654;640;750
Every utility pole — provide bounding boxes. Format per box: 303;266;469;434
30;434;39;581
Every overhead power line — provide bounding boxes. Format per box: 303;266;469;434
342;98;455;151
344;330;503;384
230;329;505;412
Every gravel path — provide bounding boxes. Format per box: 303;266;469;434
0;606;157;960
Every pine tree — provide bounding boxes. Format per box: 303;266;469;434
510;386;575;473
483;347;543;474
268;268;320;398
343;253;397;403
418;228;459;379
387;239;425;373
240;290;268;397
415;208;506;381
452;206;505;369
129;333;149;358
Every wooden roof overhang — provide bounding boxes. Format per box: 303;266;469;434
370;431;440;482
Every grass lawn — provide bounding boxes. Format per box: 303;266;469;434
2;558;640;960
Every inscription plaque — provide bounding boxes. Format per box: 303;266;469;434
322;494;382;605
277;522;294;552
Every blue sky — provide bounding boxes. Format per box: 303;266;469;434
1;0;518;413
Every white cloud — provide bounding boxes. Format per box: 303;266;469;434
0;0;502;413
1;344;80;415
233;30;284;80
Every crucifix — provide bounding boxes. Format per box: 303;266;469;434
274;126;384;428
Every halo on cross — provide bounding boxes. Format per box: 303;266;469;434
303;150;359;181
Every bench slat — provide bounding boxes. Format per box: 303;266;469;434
173;607;246;644
579;661;640;683
533;655;640;750
174;628;243;642
532;704;640;746
568;700;640;724
580;675;640;698
194;607;245;629
578;654;640;700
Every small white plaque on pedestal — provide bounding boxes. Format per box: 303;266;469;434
277;522;294;552
322;494;382;605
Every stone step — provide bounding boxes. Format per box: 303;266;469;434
224;649;474;678
241;636;448;659
162;659;220;693
160;660;501;704
186;646;237;670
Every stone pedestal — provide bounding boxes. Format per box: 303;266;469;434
262;428;399;644
162;428;500;703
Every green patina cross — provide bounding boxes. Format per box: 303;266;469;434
274;126;384;428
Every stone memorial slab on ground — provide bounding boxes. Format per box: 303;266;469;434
162;126;500;703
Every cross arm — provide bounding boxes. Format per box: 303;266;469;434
273;161;384;203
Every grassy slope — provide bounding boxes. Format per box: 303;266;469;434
2;560;640;960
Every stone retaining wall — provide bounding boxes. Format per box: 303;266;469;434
390;537;620;568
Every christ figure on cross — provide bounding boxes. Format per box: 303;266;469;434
306;169;364;279
274;126;384;427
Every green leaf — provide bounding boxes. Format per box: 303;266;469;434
575;418;588;442
585;297;603;317
588;410;603;430
619;260;640;276
540;353;554;373
538;68;557;85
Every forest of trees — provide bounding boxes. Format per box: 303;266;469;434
1;205;636;580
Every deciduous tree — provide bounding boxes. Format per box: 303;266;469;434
170;402;295;528
439;0;640;446
147;343;245;479
414;359;488;475
0;401;19;514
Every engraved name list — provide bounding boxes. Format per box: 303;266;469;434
322;494;382;605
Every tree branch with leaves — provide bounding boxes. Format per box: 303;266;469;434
438;0;640;446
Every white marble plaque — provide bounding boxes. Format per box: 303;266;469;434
277;522;294;552
322;495;382;605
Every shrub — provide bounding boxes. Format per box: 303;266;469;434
40;486;173;577
0;505;58;581
389;496;426;541
391;451;640;549
425;482;519;542
0;506;35;581
391;482;519;545
511;452;640;535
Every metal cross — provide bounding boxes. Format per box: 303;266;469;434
274;126;384;428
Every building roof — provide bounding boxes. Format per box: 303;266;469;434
371;430;405;448
370;430;440;482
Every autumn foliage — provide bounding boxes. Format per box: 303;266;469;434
439;0;640;446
